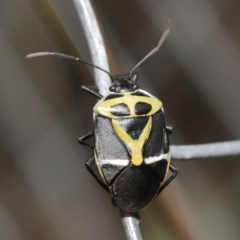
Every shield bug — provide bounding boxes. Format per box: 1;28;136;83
27;24;178;212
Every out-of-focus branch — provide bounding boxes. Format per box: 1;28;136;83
72;0;142;239
72;0;111;96
171;140;240;160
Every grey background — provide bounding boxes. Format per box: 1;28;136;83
0;0;240;239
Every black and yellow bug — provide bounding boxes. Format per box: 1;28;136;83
82;78;178;212
78;26;178;212
26;24;178;212
79;73;177;212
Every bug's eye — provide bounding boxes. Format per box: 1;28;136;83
110;103;130;116
135;102;152;115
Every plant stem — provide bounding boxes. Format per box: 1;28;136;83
171;140;240;160
72;0;142;239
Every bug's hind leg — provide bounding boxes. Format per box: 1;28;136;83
85;156;110;193
157;163;178;195
166;125;173;134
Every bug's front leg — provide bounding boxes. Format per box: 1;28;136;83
85;156;110;193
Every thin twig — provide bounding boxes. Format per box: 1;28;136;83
120;211;143;240
72;0;142;239
72;0;111;96
171;140;240;160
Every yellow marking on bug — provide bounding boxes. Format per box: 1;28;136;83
167;152;171;170
93;92;162;119
163;152;171;181
94;151;105;180
112;117;152;166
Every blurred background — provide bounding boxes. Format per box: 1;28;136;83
0;0;240;239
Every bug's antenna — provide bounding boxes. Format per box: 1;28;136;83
129;18;171;77
26;52;114;80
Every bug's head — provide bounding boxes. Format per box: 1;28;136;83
109;73;139;93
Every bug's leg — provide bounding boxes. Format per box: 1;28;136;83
85;156;110;193
78;132;94;149
81;85;103;99
166;125;173;134
157;163;178;195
